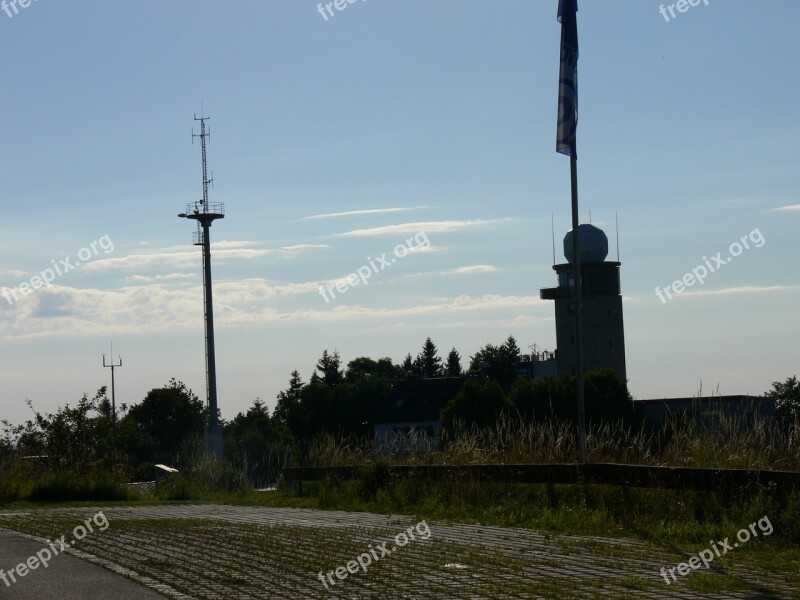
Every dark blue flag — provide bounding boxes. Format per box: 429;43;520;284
557;0;578;157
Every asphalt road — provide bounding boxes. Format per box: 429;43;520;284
0;530;164;599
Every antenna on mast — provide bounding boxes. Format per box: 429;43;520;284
192;114;213;212
102;341;122;425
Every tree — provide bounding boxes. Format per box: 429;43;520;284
446;348;462;377
311;350;343;387
401;353;414;375
274;371;303;426
345;357;402;382
508;376;567;422
502;335;522;368
508;370;632;425
10;388;122;472
291;382;334;442
441;380;511;432
333;378;391;440
225;399;293;486
469;336;521;390
120;379;205;466
584;369;634;424
766;375;800;428
417;338;443;378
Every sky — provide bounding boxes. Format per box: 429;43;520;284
1;0;798;426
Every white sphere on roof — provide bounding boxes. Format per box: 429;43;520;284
564;224;609;263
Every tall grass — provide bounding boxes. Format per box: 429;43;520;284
155;437;253;501
0;456;138;504
302;409;800;471
290;410;800;546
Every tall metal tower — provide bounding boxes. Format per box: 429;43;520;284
178;114;225;459
101;342;122;424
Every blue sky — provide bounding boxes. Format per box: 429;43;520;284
1;1;798;425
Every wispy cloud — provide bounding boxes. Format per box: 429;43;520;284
680;285;800;298
82;241;323;274
212;241;263;249
336;219;509;238
771;204;800;212
127;273;197;283
443;265;497;275
410;264;497;277
302;206;427;220
278;244;330;253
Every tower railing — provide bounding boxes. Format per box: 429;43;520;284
185;202;225;217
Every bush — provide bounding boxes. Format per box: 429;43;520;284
25;471;134;503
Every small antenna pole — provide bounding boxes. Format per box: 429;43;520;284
192;114;213;212
102;342;122;424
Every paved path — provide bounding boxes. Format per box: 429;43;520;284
0;504;795;599
0;529;165;599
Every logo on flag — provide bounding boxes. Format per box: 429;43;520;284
557;0;579;157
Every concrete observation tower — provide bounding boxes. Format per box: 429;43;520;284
540;224;627;383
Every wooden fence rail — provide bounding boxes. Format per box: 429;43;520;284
283;463;800;493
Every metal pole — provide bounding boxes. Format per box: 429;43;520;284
110;364;116;422
182;114;224;460
102;346;121;425
569;153;586;464
202;220;221;459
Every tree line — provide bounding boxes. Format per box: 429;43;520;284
2;336;797;487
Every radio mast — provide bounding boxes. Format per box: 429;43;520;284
177;114;225;459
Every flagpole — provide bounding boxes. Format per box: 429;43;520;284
569;153;586;465
556;0;585;465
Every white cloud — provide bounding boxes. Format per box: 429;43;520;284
336;219;509;238
278;244;330;253
211;240;263;249
284;294;545;324
82;241;323;274
0;280;546;339
444;265;497;275
127;273;197;283
302;206;427;220
405;244;439;254
679;285;800;298
409;264;498;277
771;204;800;212
1;269;29;278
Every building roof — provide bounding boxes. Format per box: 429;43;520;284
634;395;775;420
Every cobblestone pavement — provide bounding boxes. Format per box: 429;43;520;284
0;504;796;599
